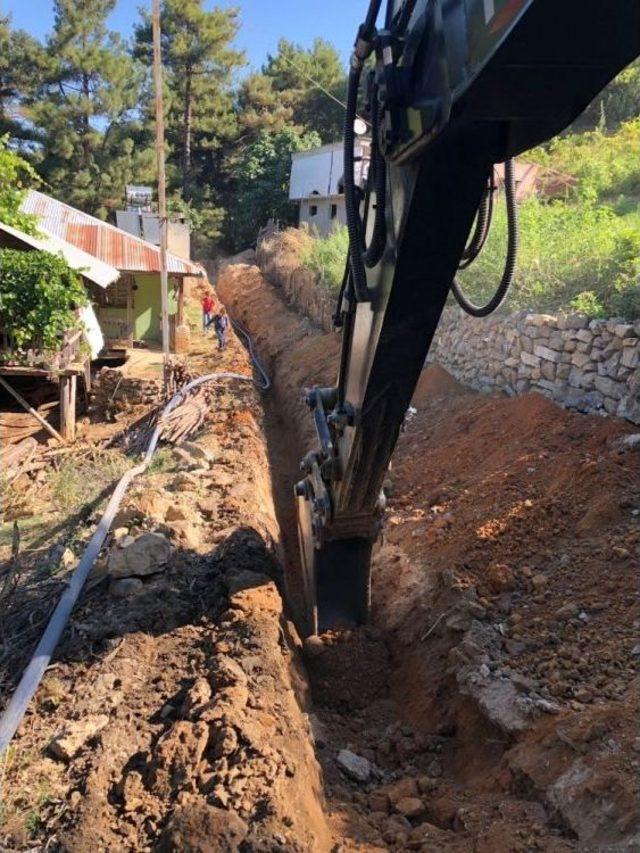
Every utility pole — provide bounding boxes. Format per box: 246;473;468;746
152;0;170;361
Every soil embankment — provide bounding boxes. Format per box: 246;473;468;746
1;322;331;851
219;258;640;850
3;257;639;851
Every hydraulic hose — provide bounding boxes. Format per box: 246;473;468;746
451;158;519;317
344;0;385;303
230;318;271;390
0;367;269;758
458;172;494;269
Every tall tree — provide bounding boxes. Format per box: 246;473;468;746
226;127;321;250
31;0;153;216
236;72;295;142
0;15;46;143
262;39;347;143
135;0;244;202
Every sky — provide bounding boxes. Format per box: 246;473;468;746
0;0;361;74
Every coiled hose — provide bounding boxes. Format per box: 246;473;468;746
451;158;519;317
0;361;269;758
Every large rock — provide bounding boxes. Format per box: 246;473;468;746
108;532;173;578
49;714;109;760
336;749;371;782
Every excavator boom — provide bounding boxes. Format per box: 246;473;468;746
295;0;640;635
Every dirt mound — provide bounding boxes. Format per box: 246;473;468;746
413;364;469;405
220;258;640;850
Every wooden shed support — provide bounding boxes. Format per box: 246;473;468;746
0;376;66;445
59;374;77;442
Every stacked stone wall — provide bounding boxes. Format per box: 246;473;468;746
430;309;640;424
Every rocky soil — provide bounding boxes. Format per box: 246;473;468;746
219;258;640;851
1;258;639;852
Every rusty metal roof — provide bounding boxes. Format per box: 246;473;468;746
0;220;120;288
21;190;204;277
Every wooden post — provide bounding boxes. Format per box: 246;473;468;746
59;374;77;442
177;278;185;325
0;376;66;445
126;277;134;347
152;0;170;365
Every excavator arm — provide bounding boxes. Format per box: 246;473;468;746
295;0;640;635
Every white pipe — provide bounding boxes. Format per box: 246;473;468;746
0;371;260;757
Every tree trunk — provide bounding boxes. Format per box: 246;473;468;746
182;69;193;200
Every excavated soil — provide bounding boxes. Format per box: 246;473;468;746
219;260;640;851
2;258;639;852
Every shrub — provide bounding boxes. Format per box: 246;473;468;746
300;225;349;294
0;136;40;234
0;249;87;354
457;197;640;318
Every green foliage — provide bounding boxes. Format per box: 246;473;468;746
531;119;640;202
457;196;640;318
0;248;87;353
569;291;605;318
259;38;346;144
30;0;154;215
577;59;640;132
301;225;349;294
0;136;40;234
0;14;46;141
227;127;321;250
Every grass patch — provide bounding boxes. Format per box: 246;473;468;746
300;225;349;294
50;452;130;514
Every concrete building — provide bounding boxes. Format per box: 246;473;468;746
289;141;370;236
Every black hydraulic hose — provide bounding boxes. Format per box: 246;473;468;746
363;101;388;269
451;159;519;317
344;64;371;302
459;172;494;269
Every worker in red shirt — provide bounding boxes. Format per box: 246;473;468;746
202;293;215;334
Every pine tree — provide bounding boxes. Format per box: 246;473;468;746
32;0;153;216
237;73;295;142
263;39;347;143
0;15;47;142
134;0;244;205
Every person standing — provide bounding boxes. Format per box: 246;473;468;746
202;293;215;334
213;307;230;351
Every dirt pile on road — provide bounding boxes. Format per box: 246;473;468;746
219;258;640;850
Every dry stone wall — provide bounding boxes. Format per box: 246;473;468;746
430;309;640;425
255;229;640;426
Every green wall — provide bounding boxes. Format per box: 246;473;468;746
133;274;177;343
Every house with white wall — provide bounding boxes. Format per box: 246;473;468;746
289;141;370;236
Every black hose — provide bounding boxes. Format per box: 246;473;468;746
451;159;519;317
344;65;371;302
459;171;494;269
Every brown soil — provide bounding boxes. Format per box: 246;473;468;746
218;260;640;850
2;259;639;852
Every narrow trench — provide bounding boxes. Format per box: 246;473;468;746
257;353;460;849
237;298;581;851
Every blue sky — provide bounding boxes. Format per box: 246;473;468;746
0;0;361;73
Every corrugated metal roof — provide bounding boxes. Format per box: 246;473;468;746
0;220;120;288
21;190;204;277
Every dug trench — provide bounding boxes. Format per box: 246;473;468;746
218;257;640;852
1;259;638;852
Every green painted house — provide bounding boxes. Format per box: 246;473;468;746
20;190;204;349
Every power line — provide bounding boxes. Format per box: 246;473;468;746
278;54;371;127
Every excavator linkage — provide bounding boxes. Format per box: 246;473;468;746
294;0;640;636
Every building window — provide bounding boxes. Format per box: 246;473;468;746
310;205;318;216
330;204;337;219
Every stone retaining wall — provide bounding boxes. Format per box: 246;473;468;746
91;367;163;416
255;229;640;426
430;309;640;425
